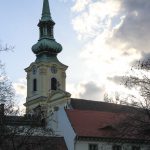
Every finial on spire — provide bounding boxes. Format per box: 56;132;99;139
41;0;51;21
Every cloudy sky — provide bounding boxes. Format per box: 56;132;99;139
0;0;150;107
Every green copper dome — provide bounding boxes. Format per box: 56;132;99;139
32;38;62;55
32;0;62;61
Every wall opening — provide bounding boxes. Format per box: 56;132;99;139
33;79;37;91
51;78;57;90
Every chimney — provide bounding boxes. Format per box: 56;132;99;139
0;104;4;116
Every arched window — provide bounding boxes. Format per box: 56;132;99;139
33;79;37;91
51;78;57;90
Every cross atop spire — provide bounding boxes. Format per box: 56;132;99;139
41;0;52;21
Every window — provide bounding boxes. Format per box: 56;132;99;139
40;28;44;37
47;27;53;37
33;79;37;91
89;144;98;150
51;78;57;90
132;146;140;150
32;66;37;75
113;145;121;150
51;66;57;74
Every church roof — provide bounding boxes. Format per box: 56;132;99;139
66;109;150;142
66;109;121;138
66;99;150;142
70;98;137;113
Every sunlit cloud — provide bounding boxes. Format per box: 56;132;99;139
13;78;26;111
13;78;26;97
70;0;150;99
72;0;121;39
72;0;91;12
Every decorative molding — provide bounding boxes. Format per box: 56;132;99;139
24;96;47;106
76;136;150;144
39;68;47;75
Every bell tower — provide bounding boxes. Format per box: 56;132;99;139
25;0;69;113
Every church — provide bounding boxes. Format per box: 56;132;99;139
1;0;150;150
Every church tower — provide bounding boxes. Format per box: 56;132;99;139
25;0;70;114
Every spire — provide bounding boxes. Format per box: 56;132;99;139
32;0;62;62
41;0;51;21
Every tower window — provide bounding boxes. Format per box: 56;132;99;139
33;79;37;91
47;27;51;37
51;78;57;90
40;28;44;37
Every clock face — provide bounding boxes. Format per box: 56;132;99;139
51;66;57;74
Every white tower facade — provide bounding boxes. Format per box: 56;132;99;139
25;0;70;114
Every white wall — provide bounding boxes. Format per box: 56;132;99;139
47;107;76;150
57;108;76;150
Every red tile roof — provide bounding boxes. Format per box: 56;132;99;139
70;98;138;113
65;109;150;141
66;109;123;138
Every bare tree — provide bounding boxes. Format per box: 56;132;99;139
104;60;150;139
0;43;14;52
120;60;150;138
104;92;122;104
0;102;54;150
0;45;54;150
0;62;15;111
123;60;150;107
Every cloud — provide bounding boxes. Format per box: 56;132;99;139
13;78;26;98
112;0;150;54
140;53;150;62
67;81;105;100
78;81;105;100
72;0;121;39
72;0;91;12
13;78;26;111
71;0;150;99
107;76;124;85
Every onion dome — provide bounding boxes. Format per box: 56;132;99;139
32;38;62;55
32;0;62;61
